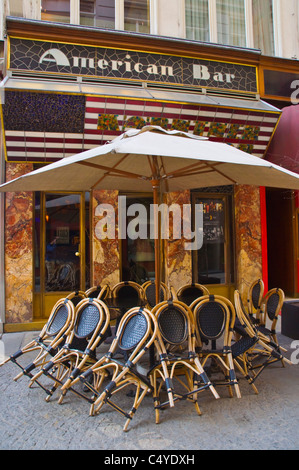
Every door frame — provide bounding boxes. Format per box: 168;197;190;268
33;191;88;320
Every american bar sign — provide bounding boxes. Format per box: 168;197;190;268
9;38;258;94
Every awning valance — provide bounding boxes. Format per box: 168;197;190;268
1;78;281;163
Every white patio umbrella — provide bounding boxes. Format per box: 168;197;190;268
2;125;299;303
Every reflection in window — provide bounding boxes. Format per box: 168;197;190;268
41;0;70;23
252;0;275;56
121;196;154;284
185;0;210;42
80;0;115;29
124;0;150;34
192;193;234;285
216;0;246;47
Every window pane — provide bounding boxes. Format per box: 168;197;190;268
124;0;150;34
216;0;246;47
185;0;210;42
121;197;154;284
80;0;115;29
41;0;70;23
192;194;234;285
252;0;275;55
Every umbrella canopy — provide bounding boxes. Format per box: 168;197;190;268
1;125;299;193
2;125;299;304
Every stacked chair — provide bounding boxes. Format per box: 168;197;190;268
175;283;210;306
30;297;111;404
142;280;170;308
0;297;75;390
192;295;242;399
72;306;173;431
233;290;292;391
0;279;293;431
148;299;220;424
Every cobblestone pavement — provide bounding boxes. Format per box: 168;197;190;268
1;325;299;451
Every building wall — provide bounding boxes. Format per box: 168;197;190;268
2;0;299;59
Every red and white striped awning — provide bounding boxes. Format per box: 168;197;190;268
1;80;281;163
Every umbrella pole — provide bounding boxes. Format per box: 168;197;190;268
152;180;160;305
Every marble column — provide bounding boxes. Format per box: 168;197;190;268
235;185;263;302
92;190;120;289
164;190;192;291
5;163;34;324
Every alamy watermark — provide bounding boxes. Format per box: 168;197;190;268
290;340;299;365
291;80;299;104
94;195;204;251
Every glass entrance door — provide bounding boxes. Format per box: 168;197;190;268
34;192;90;318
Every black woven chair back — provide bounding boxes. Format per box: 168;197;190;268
266;291;280;321
75;301;101;339
46;301;70;336
251;282;262;310
180;286;204;306
71;295;85;306
157;305;188;345
196;299;227;341
118;311;148;351
88;287;102;298
117;285;140;308
145;283;164;307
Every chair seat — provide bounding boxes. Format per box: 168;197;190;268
231;335;258;358
257;325;272;336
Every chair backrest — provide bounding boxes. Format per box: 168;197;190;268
66;290;87;306
111;281;144;309
110;307;158;366
234;290;257;338
45;297;75;339
85;285;110;300
177;283;210;306
261;288;285;326
152;300;192;348
193;295;234;347
142;281;169;307
247;279;264;314
65;298;110;353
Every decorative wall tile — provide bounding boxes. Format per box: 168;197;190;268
235;185;263;302
92;190;120;288
5;163;34;323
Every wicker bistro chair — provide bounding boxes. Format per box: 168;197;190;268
85;285;110;300
193;295;242;399
257;288;285;348
233;290;292;389
176;283;210;307
30;298;110;404
77;306;170;431
148;300;220;424
0;298;75;388
247;279;265;325
109;281;145;320
66;290;87;307
142;280;170;308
